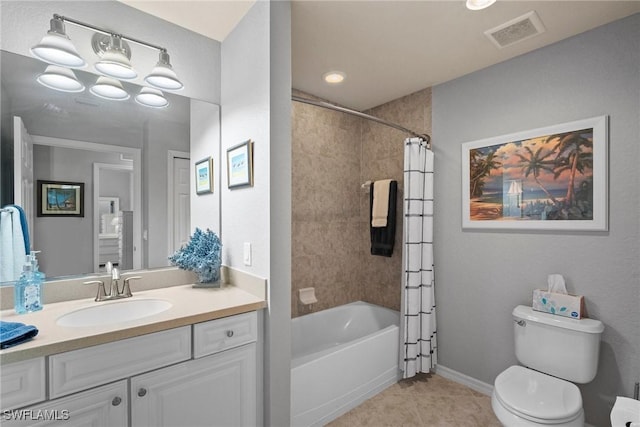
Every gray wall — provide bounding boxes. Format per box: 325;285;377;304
432;14;639;426
143;118;190;268
221;1;292;424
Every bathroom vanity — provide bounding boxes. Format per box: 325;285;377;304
0;277;266;427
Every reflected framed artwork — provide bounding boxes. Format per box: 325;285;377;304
37;180;84;217
227;140;254;189
461;115;608;231
195;157;213;194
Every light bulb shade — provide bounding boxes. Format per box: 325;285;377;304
466;0;496;10
90;76;130;100
94;35;137;80
30;18;86;68
135;87;169;108
36;65;85;93
144;51;183;91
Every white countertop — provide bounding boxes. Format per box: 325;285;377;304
0;284;266;365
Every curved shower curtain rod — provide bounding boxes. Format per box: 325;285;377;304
291;95;431;148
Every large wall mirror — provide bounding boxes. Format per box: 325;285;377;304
0;49;221;284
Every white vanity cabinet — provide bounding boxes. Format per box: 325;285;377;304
131;343;256;427
0;357;46;411
132;311;258;427
1;380;128;427
0;311;259;427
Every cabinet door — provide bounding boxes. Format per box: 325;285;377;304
1;357;45;411
131;343;256;427
1;380;127;427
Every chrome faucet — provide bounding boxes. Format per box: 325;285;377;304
109;266;121;298
83;262;142;302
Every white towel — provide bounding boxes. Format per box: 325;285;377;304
372;179;392;227
0;208;27;282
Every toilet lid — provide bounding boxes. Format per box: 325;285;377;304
494;366;582;423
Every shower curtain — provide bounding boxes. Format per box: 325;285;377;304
400;137;437;379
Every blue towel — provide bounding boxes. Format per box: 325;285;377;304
0;321;39;349
1;207;27;282
8;205;30;254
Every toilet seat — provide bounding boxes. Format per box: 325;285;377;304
494;366;582;424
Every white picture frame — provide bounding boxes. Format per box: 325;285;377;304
461;115;608;231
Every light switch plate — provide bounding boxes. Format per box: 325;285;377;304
243;242;252;266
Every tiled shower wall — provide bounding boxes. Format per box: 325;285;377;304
291;88;432;318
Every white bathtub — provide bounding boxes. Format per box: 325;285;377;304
291;301;401;427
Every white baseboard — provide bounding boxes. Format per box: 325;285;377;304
434;364;494;396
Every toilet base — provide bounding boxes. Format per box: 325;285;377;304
491;392;585;426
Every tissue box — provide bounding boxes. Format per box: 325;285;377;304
532;290;584;319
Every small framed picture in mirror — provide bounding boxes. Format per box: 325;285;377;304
195;157;214;194
37;180;84;217
227;140;254;189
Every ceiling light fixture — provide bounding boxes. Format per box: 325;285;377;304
466;0;497;10
323;71;346;85
90;76;130;101
94;34;137;80
30;16;86;68
36;65;85;93
135;87;169;108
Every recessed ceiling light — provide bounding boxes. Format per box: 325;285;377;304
466;0;496;11
323;71;346;85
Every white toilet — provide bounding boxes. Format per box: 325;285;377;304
492;305;604;426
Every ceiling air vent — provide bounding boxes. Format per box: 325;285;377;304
485;11;546;49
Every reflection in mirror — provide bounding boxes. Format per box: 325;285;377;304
0;50;220;284
99;197;120;237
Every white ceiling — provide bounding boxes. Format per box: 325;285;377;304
118;1;640;111
117;0;256;42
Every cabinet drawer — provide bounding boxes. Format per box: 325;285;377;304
194;311;257;358
50;326;190;399
1;380;127;427
0;357;45;411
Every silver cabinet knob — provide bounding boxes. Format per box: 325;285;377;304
138;388;147;397
112;396;122;406
226;330;234;338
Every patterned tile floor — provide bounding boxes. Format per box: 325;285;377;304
327;373;502;427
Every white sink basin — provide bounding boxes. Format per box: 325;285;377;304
57;298;172;328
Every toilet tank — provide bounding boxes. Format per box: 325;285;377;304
513;305;604;383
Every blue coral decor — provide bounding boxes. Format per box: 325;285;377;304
169;228;222;286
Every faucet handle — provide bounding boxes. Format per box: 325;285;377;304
122;276;142;298
84;280;106;302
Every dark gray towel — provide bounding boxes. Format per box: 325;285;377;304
370;180;397;257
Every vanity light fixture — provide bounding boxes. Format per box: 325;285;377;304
36;65;85;93
323;71;346;85
135;87;169;108
94;34;137;80
144;51;183;91
30;13;184;106
90;76;130;101
466;0;497;10
30;16;86;68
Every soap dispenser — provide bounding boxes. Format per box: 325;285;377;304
28;251;45;282
14;254;43;314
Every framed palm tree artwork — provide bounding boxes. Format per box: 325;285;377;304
461;116;608;231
